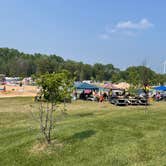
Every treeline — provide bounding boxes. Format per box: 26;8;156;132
0;48;166;85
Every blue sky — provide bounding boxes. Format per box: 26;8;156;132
0;0;166;72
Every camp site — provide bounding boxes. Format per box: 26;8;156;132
1;1;166;166
1;71;166;166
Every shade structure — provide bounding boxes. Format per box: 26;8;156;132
154;86;166;91
103;83;118;89
115;82;130;90
74;82;99;90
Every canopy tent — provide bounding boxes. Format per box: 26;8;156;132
154;86;166;91
74;82;99;90
103;83;118;89
115;82;130;90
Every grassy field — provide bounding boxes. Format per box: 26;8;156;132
0;97;166;166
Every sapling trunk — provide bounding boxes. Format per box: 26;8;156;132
39;101;54;144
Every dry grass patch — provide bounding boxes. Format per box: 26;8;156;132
30;140;63;155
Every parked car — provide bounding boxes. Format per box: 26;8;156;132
109;89;127;106
128;98;139;105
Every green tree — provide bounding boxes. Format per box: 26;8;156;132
36;71;73;144
93;63;105;81
0;47;165;85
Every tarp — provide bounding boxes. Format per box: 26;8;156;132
154;86;166;91
74;82;99;90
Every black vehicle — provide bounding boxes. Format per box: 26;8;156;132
137;97;149;105
160;91;166;101
128;98;139;105
109;89;128;106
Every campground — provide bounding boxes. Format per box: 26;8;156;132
0;97;166;166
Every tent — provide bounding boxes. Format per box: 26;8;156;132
154;86;166;91
74;82;99;90
103;83;119;89
115;82;130;90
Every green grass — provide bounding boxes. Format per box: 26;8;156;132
0;98;166;166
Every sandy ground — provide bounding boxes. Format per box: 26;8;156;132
0;85;38;97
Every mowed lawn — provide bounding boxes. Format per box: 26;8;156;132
0;98;166;166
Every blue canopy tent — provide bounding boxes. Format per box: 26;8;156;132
154;86;166;91
74;82;99;91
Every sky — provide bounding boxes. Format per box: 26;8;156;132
0;0;166;73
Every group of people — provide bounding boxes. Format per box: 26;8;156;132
73;90;109;102
154;91;166;101
93;91;109;102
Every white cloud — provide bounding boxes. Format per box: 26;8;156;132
100;18;153;39
116;18;153;30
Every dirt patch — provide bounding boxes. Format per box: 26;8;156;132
30;140;63;155
30;142;48;154
0;85;38;98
